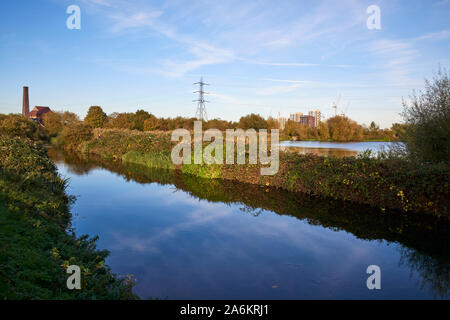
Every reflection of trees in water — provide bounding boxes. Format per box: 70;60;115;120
280;146;358;158
239;205;264;217
48;149;450;299
398;246;450;299
46;148;100;175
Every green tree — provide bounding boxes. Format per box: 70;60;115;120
134;109;151;131
401;67;450;162
84;106;106;128
60;111;79;126
307;126;319;140
204;119;231;131
266;117;279;130
42;111;80;137
369;121;379;131
283;120;308;140
58;122;93;150
238;113;268;130
143;114;161;131
42;112;63;137
327;116;363;141
317;122;330;141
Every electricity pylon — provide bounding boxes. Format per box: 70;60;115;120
194;77;209;121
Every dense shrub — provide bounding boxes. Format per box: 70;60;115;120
42;111;79;137
284;120;308;140
0;136;70;226
401;68;450;163
0;114;39;140
0;136;137;299
57;122;93;151
86;128;173;157
105;112;135;129
143;114;162;131
362;121;394;141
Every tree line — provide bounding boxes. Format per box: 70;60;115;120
37;105;403;143
0;67;447;162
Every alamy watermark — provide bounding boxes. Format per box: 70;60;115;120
66;5;81;30
366;265;381;290
66;265;81;290
366;5;381;30
171;121;279;176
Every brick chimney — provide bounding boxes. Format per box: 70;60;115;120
22;86;29;118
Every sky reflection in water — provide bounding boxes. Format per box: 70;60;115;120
55;158;449;300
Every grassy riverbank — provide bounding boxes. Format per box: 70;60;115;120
0;136;137;299
59;128;449;217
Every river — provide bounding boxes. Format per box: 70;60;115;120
280;141;397;157
48;149;449;300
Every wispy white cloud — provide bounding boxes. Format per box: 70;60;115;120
82;0;364;77
109;12;164;33
243;60;352;68
415;30;450;41
79;0;118;8
249;0;367;49
92;4;236;77
261;78;382;89
109;202;233;253
157;44;235;78
369;39;419;85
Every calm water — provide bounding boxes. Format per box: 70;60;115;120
49;150;449;300
280;141;396;157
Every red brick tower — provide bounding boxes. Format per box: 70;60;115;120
22;86;29;118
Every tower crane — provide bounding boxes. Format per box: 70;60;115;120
341;101;350;117
332;93;341;117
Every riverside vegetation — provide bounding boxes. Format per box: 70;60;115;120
54;127;449;217
51;69;449;216
0;136;137;299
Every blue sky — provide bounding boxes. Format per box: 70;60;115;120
0;0;449;128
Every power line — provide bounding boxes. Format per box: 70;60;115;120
193;77;209;121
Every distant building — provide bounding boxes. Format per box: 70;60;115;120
300;115;315;128
22;86;52;125
278;117;287;130
29;106;52;124
289;112;303;122
308;109;321;127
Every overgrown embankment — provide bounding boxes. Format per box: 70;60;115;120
0;136;137;299
61;128;449;217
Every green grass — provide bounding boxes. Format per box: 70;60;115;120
122;150;174;170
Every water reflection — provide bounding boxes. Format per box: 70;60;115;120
280;146;358;157
47;149;450;299
280;141;394;157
